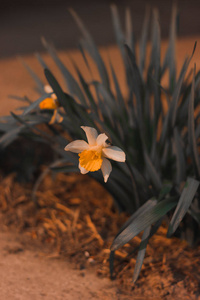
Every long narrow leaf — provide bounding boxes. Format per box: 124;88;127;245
161;3;177;88
188;64;200;178
173;127;186;184
160;42;197;146
20;58;44;93
111;197;177;251
42;38;87;106
132;225;151;283
167;177;199;237
139;6;150;73
22;94;48;115
69;8;110;90
125;7;135;54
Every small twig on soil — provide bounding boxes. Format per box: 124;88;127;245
85;214;104;246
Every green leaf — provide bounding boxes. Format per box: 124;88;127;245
125;7;135;54
110;5;126;62
188;208;200;225
111;197;177;251
173;127;186;184
0;124;26;147
71;61;98;114
109;250;115;279
35;52;49;69
150;9;161;121
167;177;199;237
42;38;87;106
160;42;197;147
161;3;178;88
69;8;110;90
44;68;74;116
51;164;78;173
113;199;157;242
22;94;49;115
109;60;127;114
8;95;32;104
139;6;150;73
132;225;151;283
158;183;172;201
124;44;144;129
20;58;44;93
144;151;162;191
188;64;200;178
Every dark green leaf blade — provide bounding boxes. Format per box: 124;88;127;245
167;177;199;237
132;225;151;283
42;38;87;106
139;6;150;73
111;197;177;251
20;58;44;93
69;8;110;90
22;94;49;115
188;64;200;178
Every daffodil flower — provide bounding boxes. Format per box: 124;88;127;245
64;126;126;182
39;85;63;124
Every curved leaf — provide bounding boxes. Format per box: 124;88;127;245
111;197;177;251
167;177;199;237
132;225;151;283
188;64;200;178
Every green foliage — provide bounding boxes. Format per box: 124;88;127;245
0;4;200;281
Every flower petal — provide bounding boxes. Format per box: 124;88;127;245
101;158;112;182
64;140;89;153
49;109;58;125
44;85;53;93
102;146;126;162
96;133;108;147
81;126;98;145
78;163;89;174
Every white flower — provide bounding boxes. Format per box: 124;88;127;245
64;126;126;182
39;85;63;124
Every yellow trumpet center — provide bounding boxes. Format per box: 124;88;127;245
39;98;59;110
79;149;103;172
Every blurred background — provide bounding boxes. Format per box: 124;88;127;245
1;0;200;58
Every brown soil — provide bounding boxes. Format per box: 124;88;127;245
0;172;200;300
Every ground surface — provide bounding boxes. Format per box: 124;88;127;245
0;227;121;300
0;172;199;300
